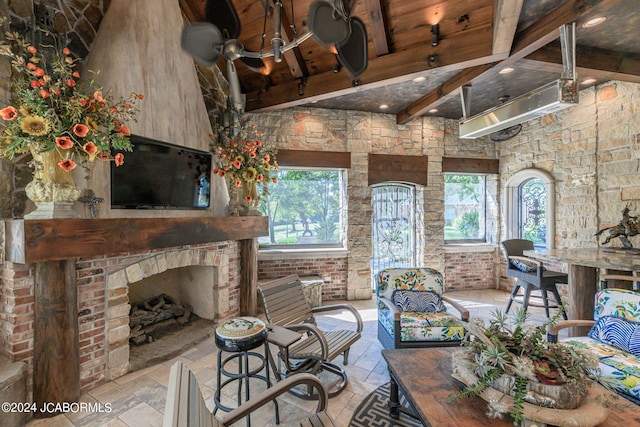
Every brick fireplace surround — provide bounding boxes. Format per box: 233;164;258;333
0;216;266;416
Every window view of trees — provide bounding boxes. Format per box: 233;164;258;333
444;174;486;241
259;169;343;246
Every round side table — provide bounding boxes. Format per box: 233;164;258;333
213;316;278;427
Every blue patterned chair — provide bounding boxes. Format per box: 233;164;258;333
548;288;640;404
376;267;469;349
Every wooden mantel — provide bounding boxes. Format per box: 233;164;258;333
1;216;268;417
3;216;268;263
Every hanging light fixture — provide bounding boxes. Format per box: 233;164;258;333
431;24;439;46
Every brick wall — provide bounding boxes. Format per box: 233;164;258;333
258;256;348;300
0;241;241;395
444;249;496;291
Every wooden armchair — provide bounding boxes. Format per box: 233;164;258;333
257;275;363;399
164;361;336;427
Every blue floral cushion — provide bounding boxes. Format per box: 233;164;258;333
588;315;640;357
510;259;538;273
392;290;446;313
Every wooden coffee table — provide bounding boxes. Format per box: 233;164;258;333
382;348;638;427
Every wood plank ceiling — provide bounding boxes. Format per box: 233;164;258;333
179;0;640;124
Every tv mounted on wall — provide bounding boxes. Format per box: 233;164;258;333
111;135;212;209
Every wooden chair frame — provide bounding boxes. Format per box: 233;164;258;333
257;275;363;399
164;361;336;426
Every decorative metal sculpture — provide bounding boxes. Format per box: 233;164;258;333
79;190;104;219
595;205;640;248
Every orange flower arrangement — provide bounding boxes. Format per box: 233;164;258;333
0;20;141;171
211;106;278;206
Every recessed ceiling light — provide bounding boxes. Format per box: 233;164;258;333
428;108;438;113
311;100;318;104
583;16;606;28
379;104;389;110
581;78;597;85
413;76;426;83
499;67;514;75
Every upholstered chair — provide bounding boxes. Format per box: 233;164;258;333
376;267;469;349
547;288;640;404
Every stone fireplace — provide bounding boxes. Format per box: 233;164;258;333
91;243;240;384
0;0;267;416
0;215;267;417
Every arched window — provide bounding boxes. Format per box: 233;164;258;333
504;169;556;249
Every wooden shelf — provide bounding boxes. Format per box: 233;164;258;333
3;216;268;264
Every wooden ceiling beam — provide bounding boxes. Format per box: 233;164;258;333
396;63;496;124
492;0;524;55
364;0;390;56
396;0;623;124
509;0;621;59
247;24;501;111
275;0;309;79
522;43;640;84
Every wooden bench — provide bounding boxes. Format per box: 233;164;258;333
163;361;336;427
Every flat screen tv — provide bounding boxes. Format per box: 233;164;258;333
111;135;212;209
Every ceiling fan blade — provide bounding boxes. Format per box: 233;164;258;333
238;56;267;73
308;1;349;47
336;17;368;79
181;23;224;66
334;0;356;18
205;0;241;40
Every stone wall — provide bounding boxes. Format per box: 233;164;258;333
247;109;499;299
498;81;640;289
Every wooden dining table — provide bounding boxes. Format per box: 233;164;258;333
524;247;640;334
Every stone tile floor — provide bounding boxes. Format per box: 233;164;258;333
26;289;558;427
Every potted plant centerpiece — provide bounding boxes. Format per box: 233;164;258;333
449;308;601;426
0;19;141;218
211;104;278;216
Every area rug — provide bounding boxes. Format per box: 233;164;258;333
349;382;424;427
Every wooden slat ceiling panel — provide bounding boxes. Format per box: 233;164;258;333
178;0;638;121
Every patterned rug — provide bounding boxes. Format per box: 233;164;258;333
349;383;424;427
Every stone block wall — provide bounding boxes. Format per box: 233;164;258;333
248;108;498;299
498;81;640;289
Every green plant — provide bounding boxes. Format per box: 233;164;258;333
449;307;600;426
453;210;479;237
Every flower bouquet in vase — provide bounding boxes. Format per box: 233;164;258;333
210;104;277;216
0;18;141;218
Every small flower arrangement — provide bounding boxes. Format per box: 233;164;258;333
210;105;278;207
0;20;141;172
449;308;600;426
